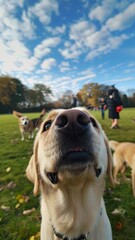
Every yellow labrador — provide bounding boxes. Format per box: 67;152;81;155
109;140;135;197
26;108;114;240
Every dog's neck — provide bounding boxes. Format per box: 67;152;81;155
41;175;104;240
52;225;88;240
51;207;103;240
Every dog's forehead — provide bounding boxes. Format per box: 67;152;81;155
45;109;65;121
21;116;29;121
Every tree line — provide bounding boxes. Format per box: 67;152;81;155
0;76;52;113
0;76;135;113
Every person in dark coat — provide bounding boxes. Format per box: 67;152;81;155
100;98;107;119
107;85;123;129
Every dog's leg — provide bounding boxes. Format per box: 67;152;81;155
113;153;124;184
29;132;34;139
113;166;121;184
31;132;34;139
131;168;135;197
21;131;24;141
120;164;127;181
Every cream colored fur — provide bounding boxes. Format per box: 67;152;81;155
26;108;113;240
109;140;135;197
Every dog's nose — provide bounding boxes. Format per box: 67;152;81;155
55;109;90;135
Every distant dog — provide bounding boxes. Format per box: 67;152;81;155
109;140;135;197
13;109;45;141
26;108;114;240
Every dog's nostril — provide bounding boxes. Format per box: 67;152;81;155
77;114;90;126
56;115;68;128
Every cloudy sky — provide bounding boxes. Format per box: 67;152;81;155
0;0;135;98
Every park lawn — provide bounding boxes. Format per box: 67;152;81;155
0;108;135;240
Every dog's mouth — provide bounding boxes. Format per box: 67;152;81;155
46;148;95;184
62;149;90;167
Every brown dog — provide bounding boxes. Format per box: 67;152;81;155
13;109;45;140
26;108;114;240
109;140;135;197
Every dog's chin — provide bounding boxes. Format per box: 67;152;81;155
62;151;90;170
46;151;93;184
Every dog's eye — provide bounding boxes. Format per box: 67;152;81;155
43;120;52;132
90;118;98;128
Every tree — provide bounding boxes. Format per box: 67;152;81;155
127;89;135;96
24;89;37;108
33;84;52;105
122;94;129;107
77;83;101;107
58;90;73;108
0;76;25;112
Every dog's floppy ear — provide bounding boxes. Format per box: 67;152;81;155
13;110;23;118
26;139;39;196
104;134;115;186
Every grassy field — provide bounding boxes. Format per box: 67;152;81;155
0;108;135;240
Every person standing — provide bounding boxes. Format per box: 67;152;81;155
71;95;77;107
107;85;123;129
100;98;107;120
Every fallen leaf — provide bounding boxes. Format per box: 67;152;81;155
6;167;11;173
19;198;25;204
7;181;16;189
111;207;126;216
114;197;121;202
115;221;123;230
15;203;20;209
1;204;10;211
29;236;35;240
23;208;36;215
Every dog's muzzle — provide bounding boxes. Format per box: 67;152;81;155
55;108;90;136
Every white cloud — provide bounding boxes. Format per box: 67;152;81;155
85;29;110;49
106;2;135;31
0;37;39;74
34;37;61;59
21;11;36;39
70;20;96;47
0;1;35;40
59;44;82;59
59;15;132;62
89;0;132;23
59;20;97;59
46;25;66;35
103;77;134;84
59;61;70;72
86;33;129;60
79;68;96;77
41;58;56;70
89;0;113;23
29;0;59;24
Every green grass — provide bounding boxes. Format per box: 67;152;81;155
0;109;135;240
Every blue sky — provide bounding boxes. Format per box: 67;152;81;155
0;0;135;98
